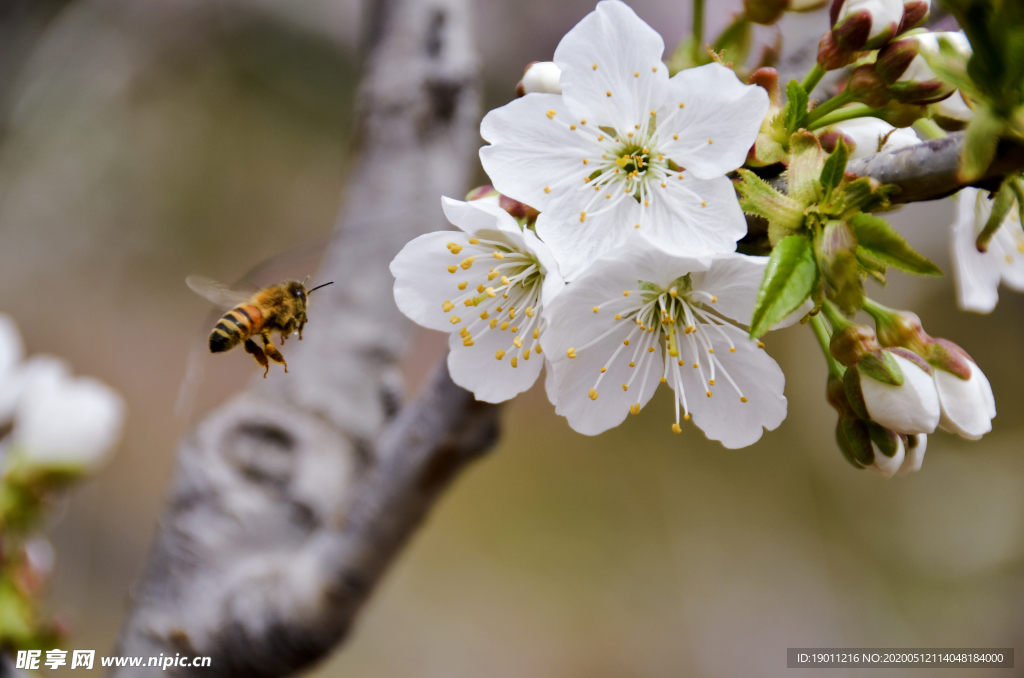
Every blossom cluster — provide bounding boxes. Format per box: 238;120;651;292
391;0;1005;471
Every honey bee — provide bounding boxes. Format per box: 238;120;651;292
186;275;333;376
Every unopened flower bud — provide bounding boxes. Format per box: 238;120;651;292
898;0;930;33
866;302;996;439
821;219;857;262
465;185;539;226
898;433;926;474
830;0;903;52
844;346;940;435
748;67;781;108
876;31;968;104
863;422;906;477
872;100;927;127
823;117;920;160
745;0;789;24
829;321;882;366
847;64;892;108
816;31;858;71
516;61;562;97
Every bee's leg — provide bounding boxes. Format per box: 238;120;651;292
297;319;306;341
244;339;270;378
261;333;288;374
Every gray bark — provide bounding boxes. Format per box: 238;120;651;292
112;0;488;674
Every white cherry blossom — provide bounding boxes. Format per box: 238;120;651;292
827;117;920;159
542;242;786;448
480;0;768;279
391;197;564;403
950;187;1024;313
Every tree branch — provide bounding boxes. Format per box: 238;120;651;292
111;0;494;674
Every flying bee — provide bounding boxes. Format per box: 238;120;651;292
186;275;333;377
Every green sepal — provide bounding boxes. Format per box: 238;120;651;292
856;249;889;285
835;177;895;218
820;136;850;196
842;367;870;421
961;104;1004;181
749;234;817;338
836;415;874;469
976;179;1017;251
787;131;826;205
783;80;809;134
857;349;905;386
866;421;901;458
850;213;943;277
734;169;806;245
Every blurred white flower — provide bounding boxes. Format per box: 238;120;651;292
933;357;995;440
950;187;1024;313
11;371;125;470
0;314;24;382
543;242;787;448
480;0;768;279
932;89;974;126
391;197;565;403
827;117;920;159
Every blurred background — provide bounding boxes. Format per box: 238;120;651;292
0;0;1022;675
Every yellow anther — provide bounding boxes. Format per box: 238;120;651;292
442;301;454;312
450;244;463;254
500;276;510;285
757;341;765;348
546;109;556;119
684;413;691;420
629;361;635;367
708;138;713;144
729;347;736;353
598;135;604;141
463;299;474;307
535;344;542;354
678;360;684;366
581;119;587;124
592;63;598;70
523;348;530;360
476;284;485;293
661;182;666;187
606;91;612;97
486;287;497;298
468;238;480;244
635;223;641;229
679;102;685;108
693;363;698;368
669;287;677;297
567;348;577;359
593;306;600;313
463;338;474;346
660;377;667;383
623;339;630;346
709;348;715;354
623;290;630;296
489;319;498;329
580;211;587;222
500;321;510;331
459;327;469;337
495;349;505;360
622;384;629;391
711;295;718;302
589;388;599;400
533;328;540;339
614;314;622;320
628;131;634;138
630;403;641;415
671;423;682;434
449;315;461;324
511;357;518;368
709;379;715;385
509;308;516;319
544;186;551;193
634;71;639;77
673;134;679;140
644;200;649;206
525;307;535;317
511;325;518;332
606;194;611;199
447;265;458;273
648;346;655;353
496;306;503;312
705;392;711;398
493;251;505;259
460;256;475;269
701;201;707;207
488;270;498;281
570;124;577;130
457;281;468;290
514;337;523;348
480;310;489;319
583;159;589;165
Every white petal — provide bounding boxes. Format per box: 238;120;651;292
990;218;1024;291
641;174;746;256
860;354;940;435
657;63;769;179
519;226;566;306
0;355;71;424
553;0;669;135
950;188;1001;313
829;117;921;160
690;253;767;325
391;232;485;332
447;325;542;403
480;93;604;219
13;374;125;469
543;360;558;407
897;434;927;475
534;192;642;281
867;435;905;479
0;314;24;381
676;333;787;449
441;196;527;248
933;89;974;123
934;362;995;440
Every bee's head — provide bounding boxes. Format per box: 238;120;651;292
286;280;308;304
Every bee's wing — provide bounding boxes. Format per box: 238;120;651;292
186;275;253;310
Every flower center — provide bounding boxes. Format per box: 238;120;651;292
440;237;545;368
569;279;755;431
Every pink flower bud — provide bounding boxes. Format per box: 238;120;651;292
898;0;930;32
830;0;903;51
847;64;893;108
745;0;789;25
465;185;539;225
876;32;968;104
816;31;858;71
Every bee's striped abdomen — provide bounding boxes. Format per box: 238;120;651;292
209;304;263;353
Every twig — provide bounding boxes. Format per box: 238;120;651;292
111;0;489;673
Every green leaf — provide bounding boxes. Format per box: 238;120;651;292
783;80;808;134
851;213;943;277
734;169;806;245
749;235;818;338
820;137;850;196
837;177;895;217
855;249;888;285
961;104;1004;181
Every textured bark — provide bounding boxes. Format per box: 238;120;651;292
111;0;489;674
